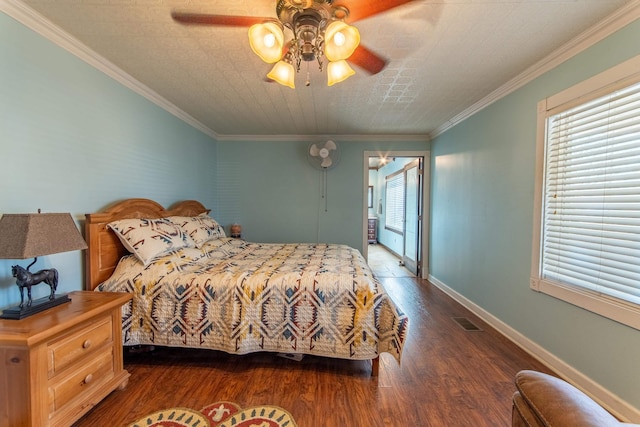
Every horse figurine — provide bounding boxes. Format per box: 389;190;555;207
11;263;58;309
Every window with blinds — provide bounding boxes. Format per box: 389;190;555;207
385;171;404;234
543;81;640;305
532;54;640;330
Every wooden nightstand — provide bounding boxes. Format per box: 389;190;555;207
0;291;132;427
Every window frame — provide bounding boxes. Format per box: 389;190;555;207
531;54;640;331
385;169;405;235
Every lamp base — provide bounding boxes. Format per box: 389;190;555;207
0;294;71;320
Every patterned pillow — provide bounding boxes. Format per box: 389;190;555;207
108;217;196;265
168;214;226;248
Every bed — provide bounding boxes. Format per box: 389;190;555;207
85;198;408;375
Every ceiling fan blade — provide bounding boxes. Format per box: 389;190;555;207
171;12;268;27
324;140;337;151
310;144;320;157
337;0;417;23
321;157;333;168
348;45;387;75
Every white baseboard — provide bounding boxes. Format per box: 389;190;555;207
428;274;640;423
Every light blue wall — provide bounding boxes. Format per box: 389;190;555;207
0;13;218;308
216;140;427;251
10;2;639;413
430;21;640;409
0;12;428;309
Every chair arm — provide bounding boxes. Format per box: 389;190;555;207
512;370;631;427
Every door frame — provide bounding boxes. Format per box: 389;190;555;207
362;150;430;279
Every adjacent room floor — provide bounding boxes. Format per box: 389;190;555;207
367;243;415;278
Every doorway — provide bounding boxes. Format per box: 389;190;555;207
363;151;430;279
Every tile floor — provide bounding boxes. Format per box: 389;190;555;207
366;243;415;278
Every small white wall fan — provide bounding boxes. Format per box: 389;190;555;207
308;140;340;211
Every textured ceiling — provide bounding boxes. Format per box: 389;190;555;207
10;0;633;140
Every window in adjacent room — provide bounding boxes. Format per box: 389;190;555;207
385;170;404;234
531;54;640;330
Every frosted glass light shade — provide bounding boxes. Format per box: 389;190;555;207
248;22;284;63
324;21;360;61
267;61;296;88
327;60;355;86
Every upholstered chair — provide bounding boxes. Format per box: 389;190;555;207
512;370;639;427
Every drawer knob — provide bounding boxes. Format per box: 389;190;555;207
84;374;93;384
82;339;92;349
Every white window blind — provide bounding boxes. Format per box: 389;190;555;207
542;80;640;305
385;172;404;233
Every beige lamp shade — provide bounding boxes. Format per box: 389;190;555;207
324;21;360;62
267;60;296;89
248;22;285;63
327;60;355;86
0;213;87;259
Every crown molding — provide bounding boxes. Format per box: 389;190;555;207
432;1;640;139
216;133;430;143
1;0;219;140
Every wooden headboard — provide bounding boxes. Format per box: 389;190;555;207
84;198;210;291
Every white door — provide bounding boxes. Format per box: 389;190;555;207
403;159;422;275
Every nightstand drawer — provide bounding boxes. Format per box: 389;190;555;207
48;316;113;377
49;349;114;412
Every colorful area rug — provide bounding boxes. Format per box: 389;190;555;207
127;401;297;427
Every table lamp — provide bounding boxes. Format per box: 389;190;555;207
0;211;87;319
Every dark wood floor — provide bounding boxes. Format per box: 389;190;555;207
73;276;552;427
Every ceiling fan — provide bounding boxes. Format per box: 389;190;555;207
308;140;340;211
171;0;417;88
309;140;339;169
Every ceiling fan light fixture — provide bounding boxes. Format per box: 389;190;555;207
248;21;284;63
327;60;355;86
172;0;404;88
267;55;296;88
324;21;360;61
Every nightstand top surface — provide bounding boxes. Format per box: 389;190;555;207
0;291;131;345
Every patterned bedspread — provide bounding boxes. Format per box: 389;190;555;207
97;238;409;363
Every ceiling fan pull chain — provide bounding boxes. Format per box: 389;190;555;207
322;168;326;200
324;169;329;212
